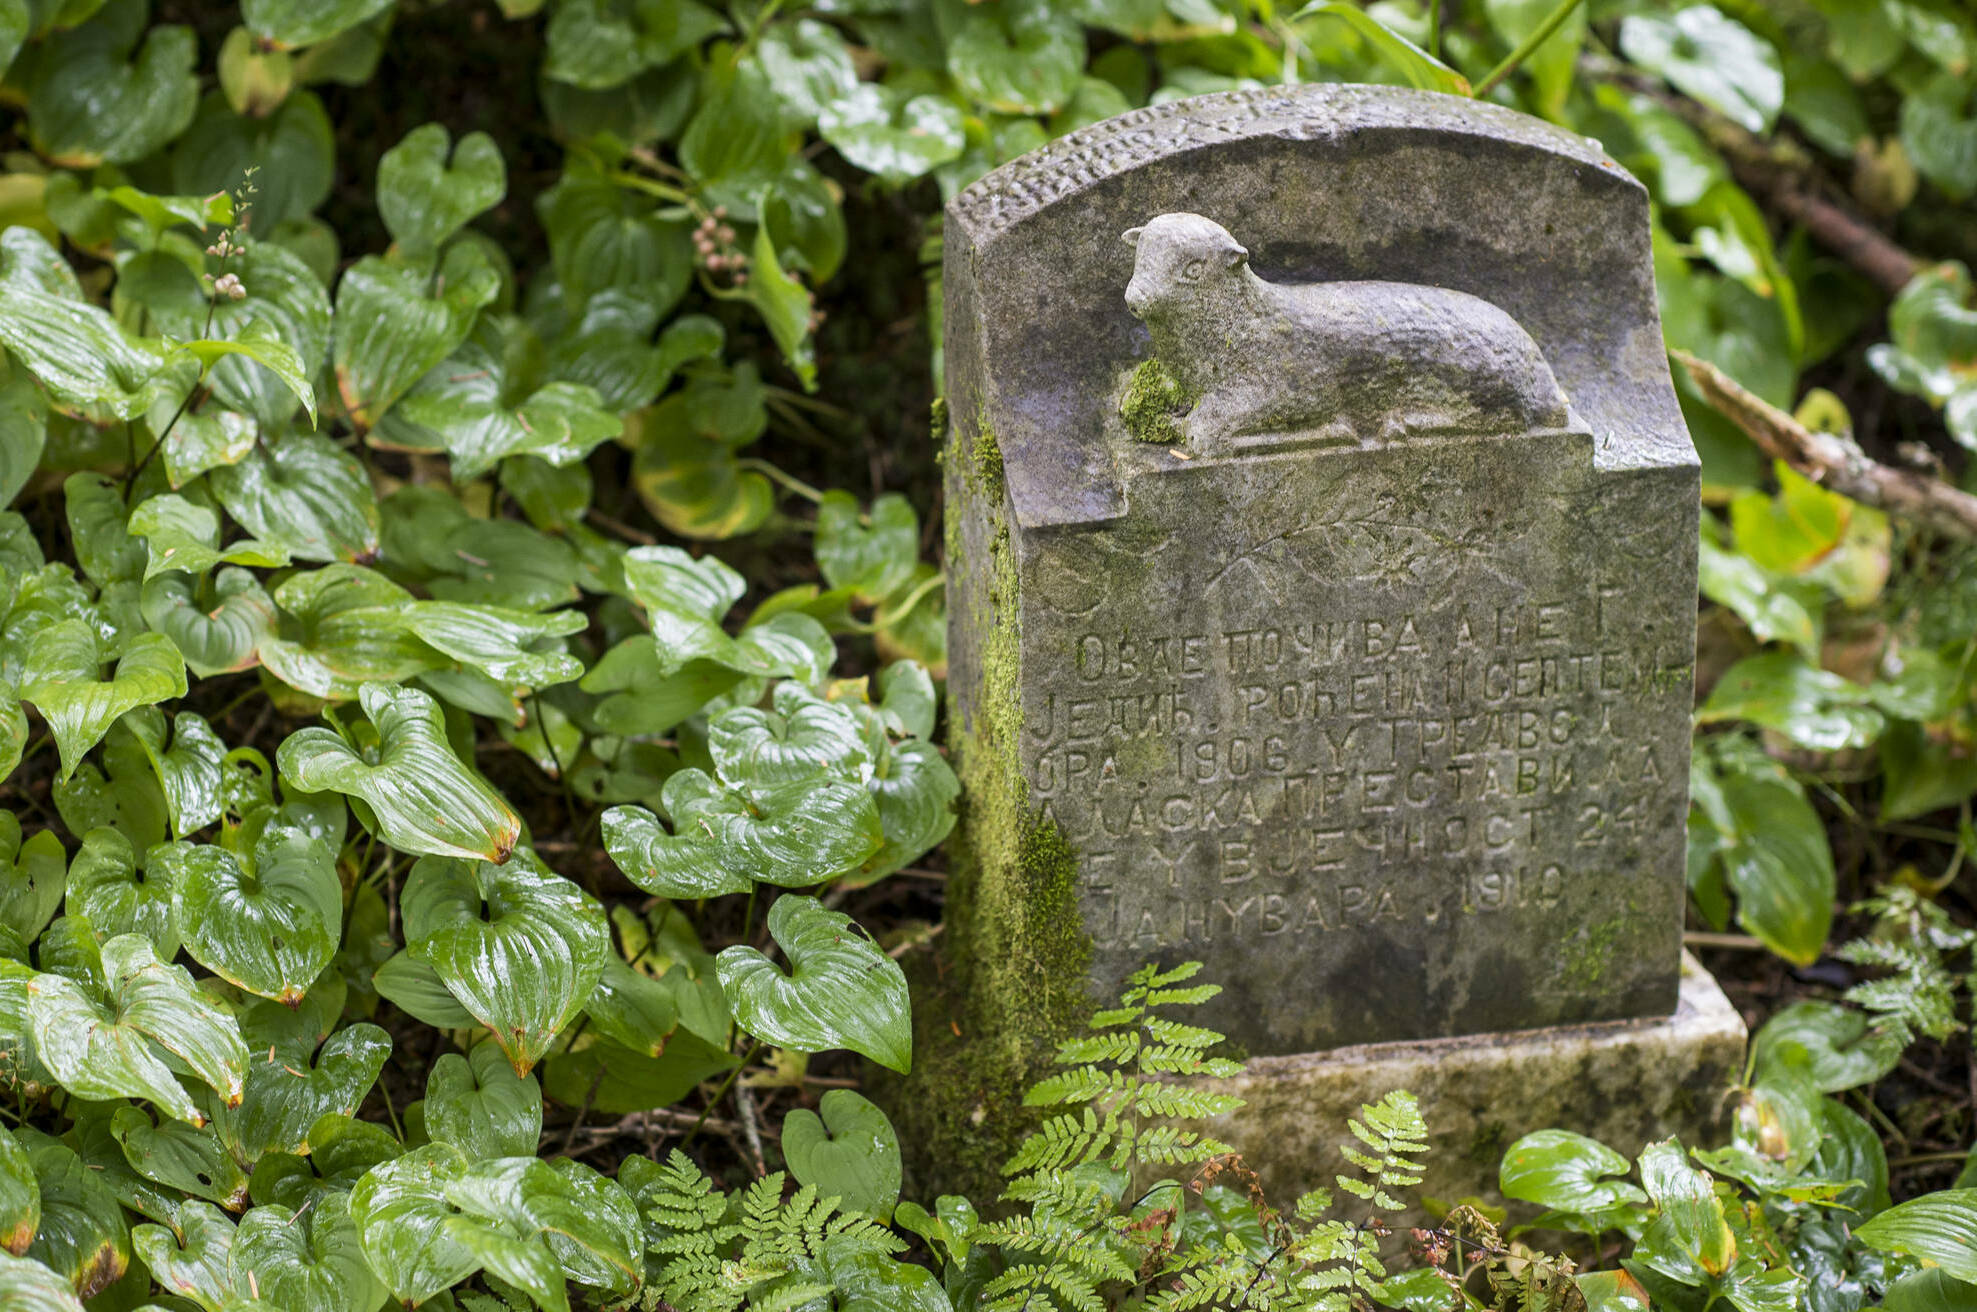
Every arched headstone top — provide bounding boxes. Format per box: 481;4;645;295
943;83;1693;531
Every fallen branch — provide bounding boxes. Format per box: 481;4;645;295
1673;349;1977;540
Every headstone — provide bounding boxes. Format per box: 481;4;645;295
931;83;1745;1198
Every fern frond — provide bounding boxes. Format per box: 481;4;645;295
1026;1067;1135;1106
1144;983;1222;1007
1085;1006;1144;1029
983;1262;1105;1312
1005;1108;1118;1175
1143;960;1206;988
1054;1031;1141;1066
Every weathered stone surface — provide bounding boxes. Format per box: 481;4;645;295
944;84;1701;1059
1203;953;1747;1210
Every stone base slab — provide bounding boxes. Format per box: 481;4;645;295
1200;952;1747;1211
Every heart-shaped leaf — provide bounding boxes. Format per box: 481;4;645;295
815;492;919;601
170;90;334;234
168;319;319;429
371;319;620;482
0;1249;87;1310
157;825;340;1005
277;682;520;862
18;1131;128;1301
230;1200;388;1312
126;493;289;582
542;0;725;89
215;997;390;1165
541;302;721;414
622;546;833;681
424;1041;542;1160
717;895;911;1072
1619;5;1783;134
708;683;868;790
630;417;774;541
0;1131;39;1257
65;828;177;957
18;625;187;781
256;565;437;701
385;601;586;691
1752;1001;1904;1094
142;570;277;680
1500;1129;1649;1215
603;768;881;896
941;0;1083;114
109;1105;249;1210
120;708;226;839
242;0;392;48
332;245;500;432
1858;1190;1977;1283
782;1090;902;1221
400;848;608;1074
26;16;198;167
377;124;506;257
446;1156;643;1300
863;737;959;883
537;170;693;318
0;229;171;423
0;814;65;945
818;84;966;185
347;1143;479;1308
28;935;248;1124
209;432;380;565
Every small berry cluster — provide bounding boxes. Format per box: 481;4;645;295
694;206;747;286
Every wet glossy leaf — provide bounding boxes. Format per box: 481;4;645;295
277;682;520;862
371;951;474;1028
142;569;276;679
216;998;390;1164
169;319;318;428
65;827;177;955
717;895;911;1072
0;1131;39;1257
25;11;198;167
371;318;620;481
942;0;1084;113
760;18;857;123
543;0;725;89
229;1200;384;1312
1753;1001;1903;1093
158;825;340;1004
28;934;248;1123
1697;531;1818;660
347;1144;479;1308
257;565;436;700
171;91;335;234
1858;1190;1977;1282
332;246;501;432
1690;758;1834;965
1900;73;1977;201
209;432;380;564
426;1041;541;1160
242;0;392;48
783;1090;902;1221
0;814;66;944
537;170;692;318
816;492;919;602
1620;5;1783;134
127;494;289;582
1501;1129;1648;1215
18;1133;126;1301
1296;3;1471;95
603;768;880;895
1637;1139;1734;1275
121;707;226;838
400;848;608;1074
1699;651;1883;751
0;377;47;509
19;624;187;780
377;124;506;257
818;84;965;186
0;229;170;422
446;1156;642;1299
631;419;775;540
0;1251;80;1310
709;683;867;790
541;1031;735;1115
580;954;688;1057
109;1105;248;1210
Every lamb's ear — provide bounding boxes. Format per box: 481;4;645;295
1122;226;1144;247
1225;242;1248;268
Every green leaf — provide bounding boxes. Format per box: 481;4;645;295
66;828;177;956
1752;1001;1903;1093
110;1104;249;1210
603;769;881;896
1296;3;1471;95
401;848;608;1075
0;228;170;422
1697;531;1818;660
121;706;227;838
126;493;290;582
630;418;775;540
679;57;792;213
256;565;435;701
541;1032;735;1116
444;1156;642;1299
1690;758;1834;964
542;0;726;89
169;319;319;428
0;1251;81;1310
371;317;621;481
1619;5;1783;134
1900;73;1977;201
815;492;919;602
0;1131;39;1257
143;569;276;680
1858;1190;1977;1283
28;934;248;1124
26;12;198;167
621;546;832;681
537;170;692;319
817;85;966;185
0;377;47;509
1501;1129;1649;1214
942;0;1085;113
378;124;507;257
1483;0;1587;116
717;895;912;1072
332;246;501;432
347;1144;479;1308
19;625;187;781
373;951;475;1028
242;0;392;48
19;1132;127;1301
209;432;381;564
759;18;858;124
744;218;817;391
230;1201;387;1312
0;690;21;791
385;601;586;692
710;683;868;789
276;682;521;862
425;1041;542;1159
783;1090;902;1221
0;814;66;946
1637;1139;1734;1276
216;997;389;1163
157;826;340;1005
171;91;335;234
1698;651;1883;750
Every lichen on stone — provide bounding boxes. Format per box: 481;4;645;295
1119;358;1194;444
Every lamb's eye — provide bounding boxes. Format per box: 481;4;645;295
1182;259;1205;280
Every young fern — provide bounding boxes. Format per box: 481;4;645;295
1837;886;1973;1044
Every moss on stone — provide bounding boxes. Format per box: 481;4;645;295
1119;358;1195;444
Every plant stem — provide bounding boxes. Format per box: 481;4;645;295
682;1042;761;1151
1473;0;1584;97
1427;0;1441;57
738;458;824;505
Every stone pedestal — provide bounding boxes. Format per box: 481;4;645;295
1202;952;1746;1210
